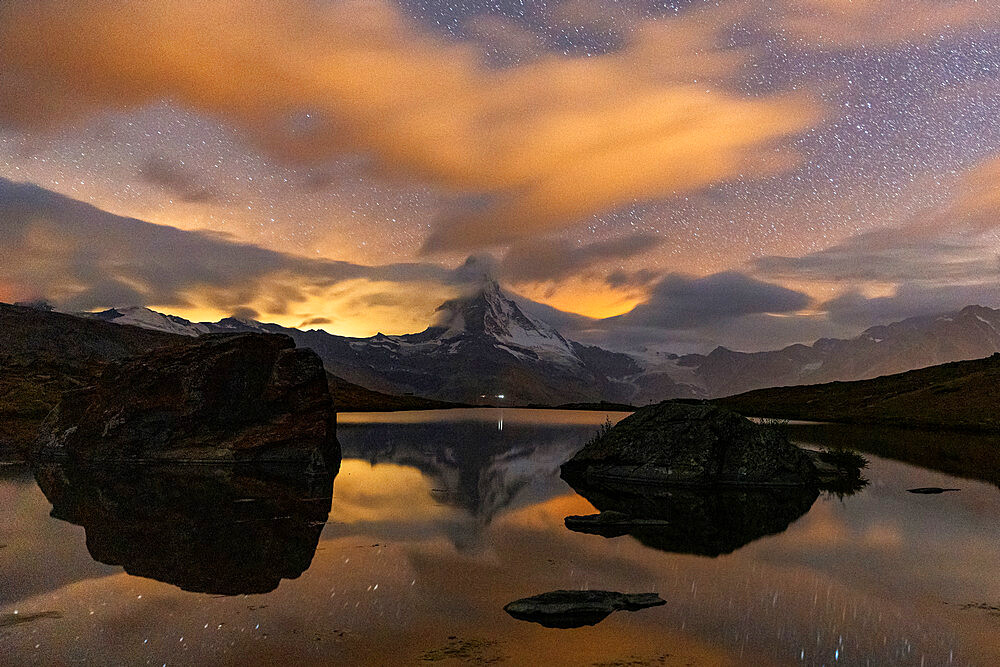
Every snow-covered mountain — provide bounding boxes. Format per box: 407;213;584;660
255;279;650;404
86;307;213;336
665;304;1000;399
74;282;653;404
427;279;580;367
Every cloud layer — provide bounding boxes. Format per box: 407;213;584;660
753;154;1000;328
0;0;818;252
607;271;812;329
0;177;461;331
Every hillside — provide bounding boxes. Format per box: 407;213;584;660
0;303;181;458
717;352;1000;432
327;372;465;412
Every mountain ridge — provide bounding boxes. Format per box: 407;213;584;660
62;289;1000;405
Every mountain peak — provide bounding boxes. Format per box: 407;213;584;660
430;281;580;365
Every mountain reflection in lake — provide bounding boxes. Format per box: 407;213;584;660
2;409;1000;665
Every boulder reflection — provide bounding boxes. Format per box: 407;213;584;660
564;479;821;557
34;463;334;595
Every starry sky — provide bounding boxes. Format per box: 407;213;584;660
2;0;1000;352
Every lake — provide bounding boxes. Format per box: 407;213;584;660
2;409;999;665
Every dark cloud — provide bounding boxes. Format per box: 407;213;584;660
605;271;812;329
605;268;660;290
499;234;662;283
0;177;456;312
753;228;1000;283
299;316;333;327
229;306;261;320
822;283;1000;327
139;155;221;203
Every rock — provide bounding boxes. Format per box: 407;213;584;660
32;333;339;467
908;487;961;494
503;590;665;628
564;511;671;538
561;402;816;487
34;462;334;594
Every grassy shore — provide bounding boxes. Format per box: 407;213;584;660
717;352;1000;434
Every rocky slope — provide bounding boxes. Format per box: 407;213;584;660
0;303;466;460
0;303;179;458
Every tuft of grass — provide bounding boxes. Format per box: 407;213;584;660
759;417;790;437
585;416;615;447
815;447;870;498
818;447;869;470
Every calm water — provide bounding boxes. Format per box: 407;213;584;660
2;409;1000;666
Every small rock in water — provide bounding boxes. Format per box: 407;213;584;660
503;590;665;628
907;487;961;494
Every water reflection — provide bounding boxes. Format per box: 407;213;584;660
337;410;607;536
33;463;334;595
563;480;821;557
785;421;1000;488
2;410;999;665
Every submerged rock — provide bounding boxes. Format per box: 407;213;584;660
561;402;816;487
564;511;671;537
908;487;961;494
32;333;339;467
503;590;665;628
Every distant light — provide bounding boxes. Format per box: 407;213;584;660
497;394;505;399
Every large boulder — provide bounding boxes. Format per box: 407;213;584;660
561;402;815;487
32;333;339;467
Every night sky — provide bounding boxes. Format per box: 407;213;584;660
2;0;999;352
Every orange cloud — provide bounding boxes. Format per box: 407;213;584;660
0;0;820;252
780;0;998;47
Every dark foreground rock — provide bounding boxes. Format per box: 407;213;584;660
32;333;339;467
34;462;334;594
503;590;665;628
561;402;817;487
